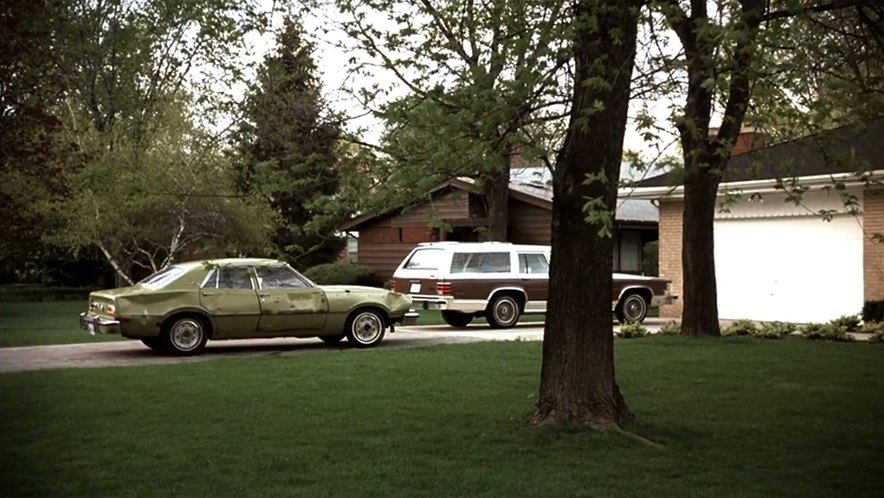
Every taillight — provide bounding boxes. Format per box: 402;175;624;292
436;281;452;295
391;280;397;292
107;304;116;316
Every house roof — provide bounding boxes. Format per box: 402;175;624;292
340;174;658;231
634;117;884;188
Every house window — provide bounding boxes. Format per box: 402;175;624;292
615;230;642;273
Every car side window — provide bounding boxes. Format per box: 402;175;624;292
519;253;549;275
451;252;511;273
255;266;310;289
218;267;254;290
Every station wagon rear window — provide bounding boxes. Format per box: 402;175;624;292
403;248;446;270
450;252;511;273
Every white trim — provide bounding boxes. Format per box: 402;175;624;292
621;170;884;200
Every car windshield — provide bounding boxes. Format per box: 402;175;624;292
139;266;187;290
403;248;445;270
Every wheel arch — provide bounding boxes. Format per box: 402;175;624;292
616;286;653;307
485;287;527;311
161;308;216;338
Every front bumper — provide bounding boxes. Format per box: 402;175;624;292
79;312;121;335
651;294;678;307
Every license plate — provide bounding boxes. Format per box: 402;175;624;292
410;283;421;293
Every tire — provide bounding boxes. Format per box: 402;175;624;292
344;309;387;348
615;293;649;324
319;334;345;344
161;315;208;355
486;294;521;329
140;337;167;352
441;311;473;328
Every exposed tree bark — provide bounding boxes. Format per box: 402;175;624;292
533;0;642;428
484;158;512;241
662;0;766;337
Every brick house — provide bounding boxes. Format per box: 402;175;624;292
625;119;884;323
340;175;660;281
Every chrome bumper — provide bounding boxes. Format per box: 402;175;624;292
651;294;678;307
400;310;420;326
79;312;121;335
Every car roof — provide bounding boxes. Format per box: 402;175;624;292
415;242;549;252
173;258;285;271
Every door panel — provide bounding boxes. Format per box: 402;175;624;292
254;265;329;334
199;267;260;338
517;252;550;306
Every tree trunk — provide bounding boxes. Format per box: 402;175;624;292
484;160;511;241
533;0;642;429
680;167;722;337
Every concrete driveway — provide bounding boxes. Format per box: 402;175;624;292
0;320;669;374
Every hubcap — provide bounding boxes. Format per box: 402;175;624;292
625;297;645;321
171;319;202;351
495;300;516;324
352;312;383;344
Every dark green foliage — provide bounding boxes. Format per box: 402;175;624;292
722;319;759;337
237;17;344;270
0;286;94;303
754;321;797;339
303;263;379;287
862;300;884;323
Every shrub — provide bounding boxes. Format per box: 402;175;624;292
801;322;854;342
303;263;379;287
616;322;648;339
0;285;95;302
862;300;884;323
830;314;861;332
859;321;884;343
658;321;681;336
754;321;797;339
722;319;758;337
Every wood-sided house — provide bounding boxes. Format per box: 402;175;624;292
339;177;660;281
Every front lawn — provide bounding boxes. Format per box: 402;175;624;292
1;339;881;497
0;301;120;347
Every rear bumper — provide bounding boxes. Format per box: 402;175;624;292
400;310;420;326
79;313;121;335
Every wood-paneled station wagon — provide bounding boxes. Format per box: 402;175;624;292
391;242;676;328
80;258;418;355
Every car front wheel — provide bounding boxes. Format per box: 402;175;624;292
162;315;208;355
615;293;649;324
345;310;387;348
486;295;521;329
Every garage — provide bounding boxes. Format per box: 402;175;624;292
713;191;864;323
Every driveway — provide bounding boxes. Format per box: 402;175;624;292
0;320;670;373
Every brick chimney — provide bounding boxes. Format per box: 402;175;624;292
709;127;767;156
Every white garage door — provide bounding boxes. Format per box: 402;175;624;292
714;215;864;323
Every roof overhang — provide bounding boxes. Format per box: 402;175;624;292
621;170;884;200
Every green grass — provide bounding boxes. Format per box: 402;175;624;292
1;338;881;497
0;301;121;347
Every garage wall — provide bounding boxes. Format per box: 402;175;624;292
714;189;865;323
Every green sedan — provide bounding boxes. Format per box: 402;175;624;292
79;258;418;355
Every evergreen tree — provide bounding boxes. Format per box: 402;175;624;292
239;17;344;270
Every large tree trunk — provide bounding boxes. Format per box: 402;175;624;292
484;165;510;241
680;168;722;337
533;0;642;429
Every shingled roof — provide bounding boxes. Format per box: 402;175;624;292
635;118;884;188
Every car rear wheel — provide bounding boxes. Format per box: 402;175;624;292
615;293;649;324
441;311;473;328
140;337;167;352
319;334;345;344
486;295;521;329
162;315;208;355
345;310;387;348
